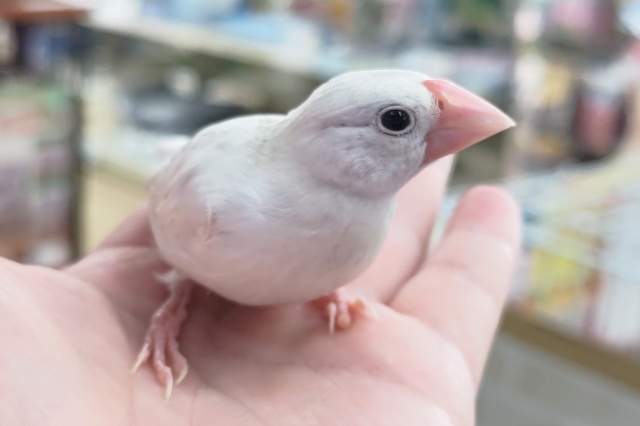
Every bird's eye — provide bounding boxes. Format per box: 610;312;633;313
376;106;415;135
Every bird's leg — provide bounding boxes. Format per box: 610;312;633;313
132;270;193;399
309;288;377;334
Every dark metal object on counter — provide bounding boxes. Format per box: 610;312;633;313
126;87;250;136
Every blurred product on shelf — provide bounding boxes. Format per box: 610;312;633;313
134;0;513;52
571;72;631;162
436;151;640;366
622;0;640;38
443;0;513;45
509;52;637;172
0;79;76;266
539;0;631;60
88;0;514;79
0;0;88;266
508;0;639;175
509;158;640;352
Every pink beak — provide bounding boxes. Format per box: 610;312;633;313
422;79;515;164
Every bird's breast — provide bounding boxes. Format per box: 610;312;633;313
154;177;394;305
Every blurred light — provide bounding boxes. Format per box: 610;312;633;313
621;0;640;37
515;4;544;43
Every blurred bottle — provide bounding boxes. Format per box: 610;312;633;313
288;0;423;56
443;0;513;46
570;66;631;162
348;0;420;55
508;0;637;175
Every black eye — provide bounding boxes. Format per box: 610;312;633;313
377;106;415;135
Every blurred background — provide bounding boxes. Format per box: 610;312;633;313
0;0;639;423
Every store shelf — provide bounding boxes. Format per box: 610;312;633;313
86;14;346;79
86;13;512;90
83;14;513;188
502;310;640;392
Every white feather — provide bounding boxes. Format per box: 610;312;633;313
149;70;438;305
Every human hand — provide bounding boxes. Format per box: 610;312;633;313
0;157;520;426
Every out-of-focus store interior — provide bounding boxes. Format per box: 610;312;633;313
0;0;639;423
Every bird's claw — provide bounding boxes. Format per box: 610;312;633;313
312;289;376;334
132;280;192;399
131;344;151;374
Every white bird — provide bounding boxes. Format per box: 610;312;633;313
133;69;515;398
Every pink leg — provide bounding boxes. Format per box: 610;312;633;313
132;271;193;399
310;288;377;334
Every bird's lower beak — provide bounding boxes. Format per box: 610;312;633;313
422;79;515;164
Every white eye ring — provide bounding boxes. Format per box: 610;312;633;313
376;106;416;136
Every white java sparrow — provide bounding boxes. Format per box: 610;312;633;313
133;69;515;397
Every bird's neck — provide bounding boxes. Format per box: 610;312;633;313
283;141;409;199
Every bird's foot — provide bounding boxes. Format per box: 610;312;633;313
310;288;377;334
132;273;193;399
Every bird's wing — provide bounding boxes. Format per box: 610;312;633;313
148;114;285;261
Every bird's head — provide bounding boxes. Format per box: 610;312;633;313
282;70;514;198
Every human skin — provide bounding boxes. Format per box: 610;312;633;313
0;157;521;426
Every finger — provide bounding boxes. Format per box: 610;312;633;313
392;186;521;386
93;205;154;251
348;155;454;302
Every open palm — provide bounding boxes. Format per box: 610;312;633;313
0;158;520;426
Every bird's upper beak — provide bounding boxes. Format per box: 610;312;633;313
422;79;515;164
